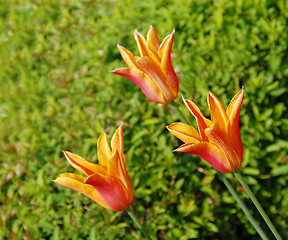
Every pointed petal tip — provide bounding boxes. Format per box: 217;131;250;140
166;122;183;129
172;143;190;152
166;124;175;131
208;91;216;98
207;91;215;103
52;178;64;184
100;131;107;137
117;44;126;50
172;146;187;153
110;67;131;74
134;29;140;35
110;68;123;74
62;151;71;158
110;69;119;75
181;93;186;102
168;29;175;39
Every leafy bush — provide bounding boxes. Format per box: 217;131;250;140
0;0;287;239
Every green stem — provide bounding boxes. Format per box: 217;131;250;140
125;206;151;240
170;101;190;125
234;172;282;240
218;172;269;240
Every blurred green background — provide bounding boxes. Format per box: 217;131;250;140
1;0;288;239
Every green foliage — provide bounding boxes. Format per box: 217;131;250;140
0;0;287;239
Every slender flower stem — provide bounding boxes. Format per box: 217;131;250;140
218;172;269;240
125;206;151;240
171;101;190;125
234;172;283;240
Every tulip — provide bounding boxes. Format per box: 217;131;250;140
167;89;244;172
54;125;133;211
111;26;179;104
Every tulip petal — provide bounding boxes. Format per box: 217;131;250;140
227;89;244;161
110;126;133;200
111;67;165;103
160;30;179;92
110;130;134;202
54;173;111;207
111;125;124;157
63;151;107;177
54;172;86;183
107;150;125;182
147;26;160;54
174;142;232;172
166;122;201;143
117;45;139;69
158;34;170;59
183;98;211;142
136;56;175;103
134;29;149;57
205;123;240;170
97;132;112;167
107;149;133;202
85;173;130;211
208;92;228;129
226;88;244;118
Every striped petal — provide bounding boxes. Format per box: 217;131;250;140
166;122;201;143
54;173;86;184
54;173;111;207
107;150;126;183
117;44;139;69
85;173;130;211
205;123;240;170
158;34;170;59
227;88;244;118
111;67;165;103
160;30;179;92
97;132;112;167
183;98;211;142
63;151;107;177
174;142;232;172
147;26;160;53
136;56;175;103
110;129;134;202
107;149;133;202
111;125;124;157
134;29;149;57
227;89;244;161
208;92;228;130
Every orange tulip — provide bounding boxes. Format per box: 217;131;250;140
54;125;133;211
167;89;244;172
111;26;179;104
